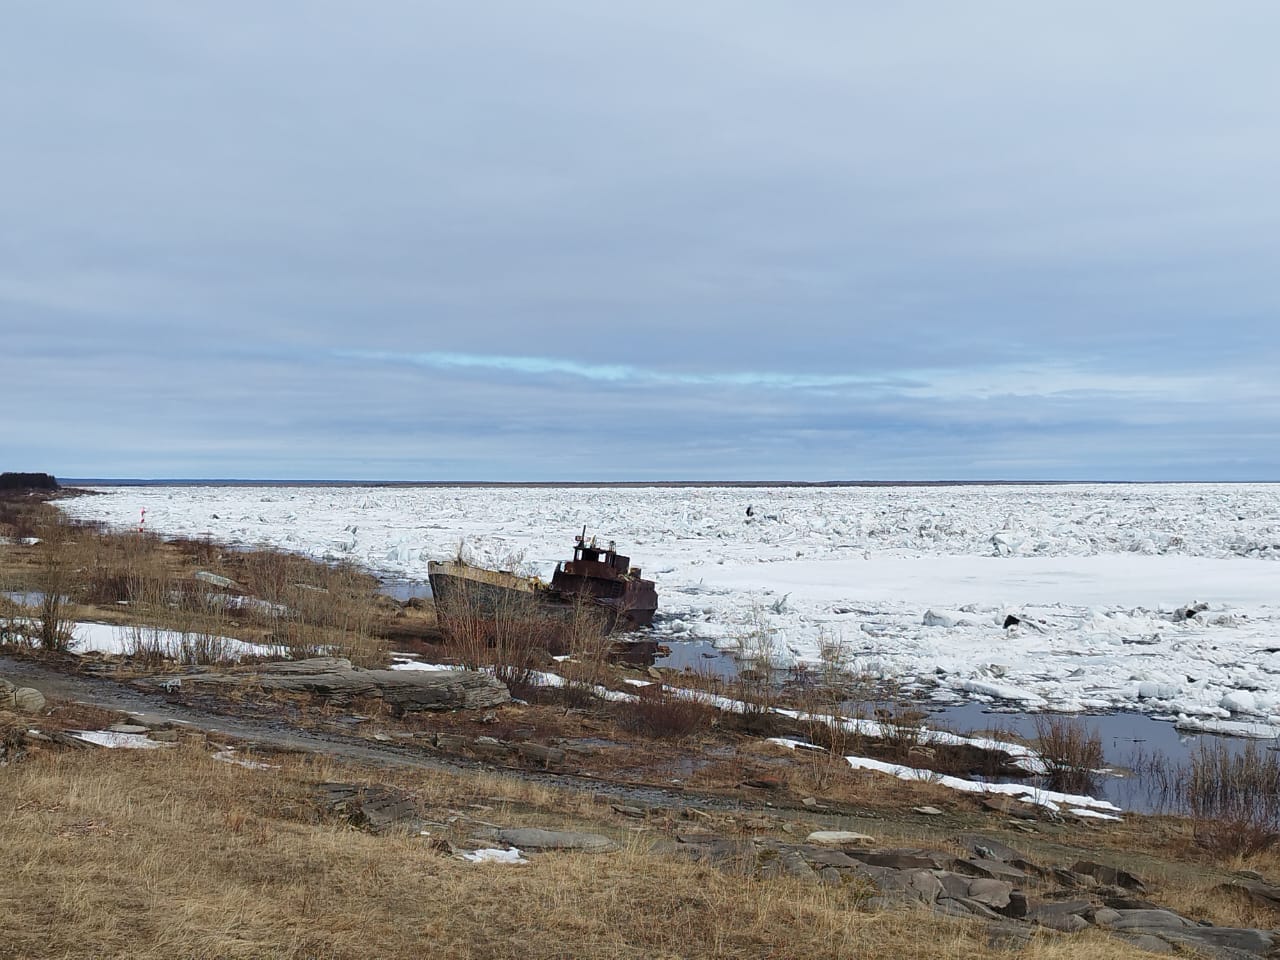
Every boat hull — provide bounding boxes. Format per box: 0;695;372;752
428;560;656;630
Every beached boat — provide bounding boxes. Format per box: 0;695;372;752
427;530;658;630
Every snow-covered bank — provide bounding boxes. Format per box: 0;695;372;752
67;621;277;660
56;483;1280;732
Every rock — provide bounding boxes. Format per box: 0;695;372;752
799;848;861;868
249;663;510;713
778;849;818;880
986;921;1034;951
611;804;645;818
953;834;1026;863
953;858;1028;881
1112;934;1174;954
943;897;1002;920
1214;879;1280;910
148;729;180;743
742;776;784;790
676;837;755;874
966;878;1013;909
108;723;150;734
314;782;423;834
1099;909;1191;931
982;796;1040;820
997;890;1028;919
806;831;874;846
493;828;618;853
1161;926;1275;956
819;866;843;887
1028;899;1094;920
1051;867;1088;888
913;806;944;816
1034;912;1090;933
1103;896;1161;911
515;743;566;766
194;571;240;589
801;797;821;808
933;899;977;919
937;873;972;899
852;849;948;871
13;687;45;713
1071;860;1145;892
907;870;943;904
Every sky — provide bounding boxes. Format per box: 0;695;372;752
3;2;1278;481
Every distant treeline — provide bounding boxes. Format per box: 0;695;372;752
0;472;59;491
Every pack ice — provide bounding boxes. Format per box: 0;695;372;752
58;483;1280;735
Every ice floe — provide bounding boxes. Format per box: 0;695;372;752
56;482;1280;732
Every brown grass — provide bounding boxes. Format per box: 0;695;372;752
0;745;1160;960
0;496;389;668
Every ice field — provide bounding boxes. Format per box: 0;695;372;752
59;483;1280;735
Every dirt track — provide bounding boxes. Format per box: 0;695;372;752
0;655;770;815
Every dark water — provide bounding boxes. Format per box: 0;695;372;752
2;590;50;606
379;580;433;602
655;639;738;677
652;641;1272;813
926;702;1264;813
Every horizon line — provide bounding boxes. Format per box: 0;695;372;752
56;477;1278;488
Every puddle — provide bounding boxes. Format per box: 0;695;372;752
2;590;51;606
379;580;432;602
655;640;740;679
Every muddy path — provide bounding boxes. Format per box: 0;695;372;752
0;655;828;820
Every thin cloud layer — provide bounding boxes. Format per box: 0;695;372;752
2;2;1277;479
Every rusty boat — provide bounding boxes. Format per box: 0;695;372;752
427;529;658;631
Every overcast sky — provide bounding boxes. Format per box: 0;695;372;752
4;2;1278;480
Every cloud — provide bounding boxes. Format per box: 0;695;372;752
336;349;899;391
2;3;1278;478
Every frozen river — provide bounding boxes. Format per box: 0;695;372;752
58;483;1280;736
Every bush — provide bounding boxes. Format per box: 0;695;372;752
1184;741;1280;857
1033;715;1104;794
616;685;716;740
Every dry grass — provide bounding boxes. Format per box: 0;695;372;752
0;746;1160;960
0;496;390;668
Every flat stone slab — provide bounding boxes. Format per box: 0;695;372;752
1099;909;1192;930
1071;860;1145;892
493;828;618;853
953;857;1029;881
806;831;874;846
177;660;510;713
953;834;1027;863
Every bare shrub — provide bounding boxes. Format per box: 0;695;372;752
616;685;716;740
34;522;74;652
1185;741;1280;857
874;704;928;764
731;605;782;734
125;622;175;669
1033;715;1104;794
436;581;556;696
